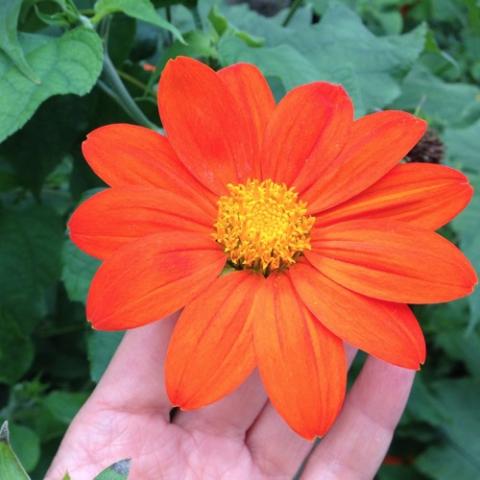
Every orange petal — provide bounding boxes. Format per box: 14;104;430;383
289;262;426;369
81;123;216;211
218;63;275;175
307;220;477;304
302;111;427;213
158;57;257;195
254;273;346;439
86;233;225;330
69;187;215;259
260;82;353;188
315;163;473;230
166;271;263;409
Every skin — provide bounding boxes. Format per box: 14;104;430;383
46;313;415;480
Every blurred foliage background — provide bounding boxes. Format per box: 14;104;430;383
0;0;479;478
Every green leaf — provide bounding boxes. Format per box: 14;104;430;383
87;331;124;383
0;309;34;385
43;391;88;425
378;464;425;480
162;30;218;64
430;0;466;23
207;6;263;47
415;379;480;480
421;301;480;377
308;5;426;113
392;63;480;126
107;13;137;66
0;95;88;195
417;447;480;480
94;459;131;479
406;375;448;427
0;206;64;326
208;5;229;36
370;9;403;35
0;0;40;83
218;35;319;87
0;27;103;143
0;157;17;192
421;28;460;76
9;425;40;473
62;240;101;304
93;0;184;43
435;326;480;378
444;118;480;171
452;178;480;330
217;3;426;115
0;422;30;480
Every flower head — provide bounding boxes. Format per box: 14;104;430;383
69;57;477;439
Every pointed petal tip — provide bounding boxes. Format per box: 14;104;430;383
293;417;336;441
392;109;427;129
166;377;210;411
461;263;478;294
162;55;203;75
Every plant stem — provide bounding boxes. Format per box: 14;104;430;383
101;54;159;130
117;69;152;93
282;0;303;27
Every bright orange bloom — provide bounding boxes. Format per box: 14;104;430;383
69;57;477;439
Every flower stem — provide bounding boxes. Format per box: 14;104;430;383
282;0;303;27
101;53;159;130
117;69;152;93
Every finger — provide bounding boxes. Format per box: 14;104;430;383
302;356;415;480
175;370;267;437
89;313;178;419
246;344;357;476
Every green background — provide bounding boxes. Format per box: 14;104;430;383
1;0;480;478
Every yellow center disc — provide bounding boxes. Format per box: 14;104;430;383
213;179;315;273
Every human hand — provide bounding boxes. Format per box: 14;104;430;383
46;313;414;480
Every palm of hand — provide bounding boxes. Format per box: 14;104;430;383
46;315;415;480
46;400;269;479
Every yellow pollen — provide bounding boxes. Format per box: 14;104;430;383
213;179;315;273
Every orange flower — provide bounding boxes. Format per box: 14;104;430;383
69;57;477;439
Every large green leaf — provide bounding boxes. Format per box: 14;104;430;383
9;424;40;473
218;35;318;86
452;178;480;330
62;240;100;304
0;310;34;385
87;331;124;383
406;375;448;427
421;301;480;377
444;118;480;172
0;206;64;328
217;3;425;115
0;27;103;143
93;0;184;42
415;379;480;480
0;0;40;83
42;391;88;425
0;96;88;194
62;238;122;384
310;0;405;35
391;63;480;126
0;422;30;480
